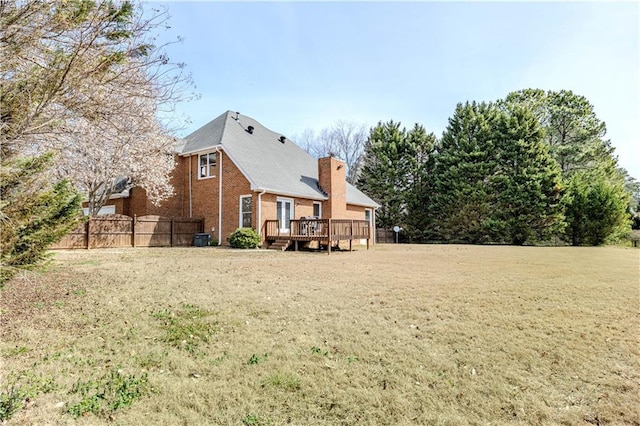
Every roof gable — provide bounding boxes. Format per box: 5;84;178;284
180;111;378;207
180;112;229;155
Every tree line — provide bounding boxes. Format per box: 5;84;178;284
354;89;637;246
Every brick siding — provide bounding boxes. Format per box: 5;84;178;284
110;152;374;246
318;156;347;218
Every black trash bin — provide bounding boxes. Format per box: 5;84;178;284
194;233;211;247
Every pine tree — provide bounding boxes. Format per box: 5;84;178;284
504;89;634;244
503;89;613;176
403;124;437;241
563;166;631;245
356;121;408;229
489;106;564;245
1;154;83;284
430;102;498;242
431;102;565;245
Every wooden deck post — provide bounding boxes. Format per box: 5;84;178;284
367;227;370;250
327;218;332;255
349;219;353;252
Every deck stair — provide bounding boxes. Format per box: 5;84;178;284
268;240;291;251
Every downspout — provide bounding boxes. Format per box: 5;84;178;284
188;156;193;217
218;150;223;246
257;189;266;237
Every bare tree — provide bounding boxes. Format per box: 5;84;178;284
293;120;368;184
294;128;321;158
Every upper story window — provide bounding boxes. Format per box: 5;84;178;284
199;152;216;178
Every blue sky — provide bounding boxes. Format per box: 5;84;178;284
151;1;639;178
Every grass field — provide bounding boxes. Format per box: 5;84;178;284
1;244;638;425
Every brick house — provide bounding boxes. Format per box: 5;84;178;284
107;111;378;248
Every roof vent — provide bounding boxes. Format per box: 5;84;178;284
279;136;286;144
234;112;240;120
246;125;254;134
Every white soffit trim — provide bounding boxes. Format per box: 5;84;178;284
252;187;328;201
179;144;223;157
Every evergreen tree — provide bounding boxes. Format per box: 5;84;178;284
1;154;83;284
403;124;437;241
489;106;564;245
431;102;565;245
502;89;633;244
503;89;613;176
563;166;631;246
356;121;407;229
430;102;498;242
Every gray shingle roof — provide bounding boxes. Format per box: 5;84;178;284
180;111;379;207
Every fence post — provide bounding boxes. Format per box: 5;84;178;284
170;218;175;247
86;218;91;249
132;215;136;247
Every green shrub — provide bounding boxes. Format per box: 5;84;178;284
228;228;261;249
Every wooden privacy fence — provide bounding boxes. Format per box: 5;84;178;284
51;214;204;249
376;228;396;244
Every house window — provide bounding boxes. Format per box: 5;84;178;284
365;209;372;225
240;195;252;228
313;202;322;219
199;152;216;178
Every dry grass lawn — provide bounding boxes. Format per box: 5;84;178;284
1;244;638;425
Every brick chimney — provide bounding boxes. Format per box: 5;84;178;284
318;155;347;218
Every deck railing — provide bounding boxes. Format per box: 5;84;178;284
264;218;371;252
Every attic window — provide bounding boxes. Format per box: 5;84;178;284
199;152;216;178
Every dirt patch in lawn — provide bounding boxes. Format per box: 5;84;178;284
1;245;638;425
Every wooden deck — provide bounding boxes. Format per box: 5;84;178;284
264;219;371;253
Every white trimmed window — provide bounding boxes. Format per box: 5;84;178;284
199;152;216;178
240;195;252;228
313;202;322;219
